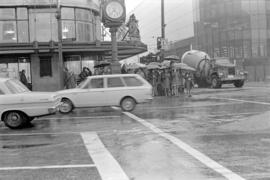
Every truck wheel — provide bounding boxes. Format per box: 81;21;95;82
3;111;27;129
121;97;136;112
59;98;73;114
234;80;244;88
211;76;222;89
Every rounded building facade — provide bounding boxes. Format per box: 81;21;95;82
0;0;147;91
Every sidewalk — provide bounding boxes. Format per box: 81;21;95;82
244;81;270;87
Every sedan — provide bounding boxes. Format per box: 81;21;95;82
0;78;61;129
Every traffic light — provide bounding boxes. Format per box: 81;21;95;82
157;37;162;50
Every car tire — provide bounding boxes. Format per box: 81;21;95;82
121;97;136;112
59;98;73;114
3;111;27;129
234;80;244;88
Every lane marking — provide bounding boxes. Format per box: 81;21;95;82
0;129;145;137
0;164;95;171
211;97;270;106
123;112;246;180
35;115;120;121
81;132;129;180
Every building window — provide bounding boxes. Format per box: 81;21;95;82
75;8;95;42
29;9;58;42
0;8;15;19
0;21;17;42
40;56;52;77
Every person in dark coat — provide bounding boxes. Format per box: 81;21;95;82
77;67;91;84
20;69;28;88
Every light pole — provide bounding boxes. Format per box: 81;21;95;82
160;0;165;61
56;0;64;88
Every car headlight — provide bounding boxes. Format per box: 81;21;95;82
218;72;224;76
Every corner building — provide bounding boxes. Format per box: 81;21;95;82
0;0;146;91
193;0;270;81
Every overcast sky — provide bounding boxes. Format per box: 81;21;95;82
125;0;144;14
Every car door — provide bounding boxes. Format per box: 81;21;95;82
104;76;126;105
76;77;106;107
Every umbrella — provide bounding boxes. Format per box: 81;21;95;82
126;63;146;69
94;61;110;68
161;60;171;67
164;55;180;60
146;62;162;69
172;63;196;71
146;64;160;69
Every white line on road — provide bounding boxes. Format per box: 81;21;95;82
81;132;129;180
211;97;270;106
123;112;246;180
0;164;95;171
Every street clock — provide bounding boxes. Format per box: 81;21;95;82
102;0;126;27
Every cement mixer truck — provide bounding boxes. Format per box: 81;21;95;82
181;50;246;88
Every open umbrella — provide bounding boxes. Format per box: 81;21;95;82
161;60;171;67
94;61;110;68
172;63;196;71
164;55;180;61
146;62;161;69
126;63;146;69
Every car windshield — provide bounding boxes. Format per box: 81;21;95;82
5;79;30;94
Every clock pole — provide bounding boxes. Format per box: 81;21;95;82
110;26;121;73
102;0;126;74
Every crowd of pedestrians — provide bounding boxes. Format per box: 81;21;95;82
63;64;194;97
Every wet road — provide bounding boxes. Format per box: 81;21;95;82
0;83;270;180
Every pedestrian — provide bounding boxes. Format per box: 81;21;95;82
77;67;90;84
164;69;171;96
104;66;112;74
185;72;193;97
20;69;28;88
157;69;164;96
171;69;178;96
152;70;158;96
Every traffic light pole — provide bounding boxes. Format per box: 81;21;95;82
160;0;165;61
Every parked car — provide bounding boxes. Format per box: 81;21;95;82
0;78;61;129
57;74;153;113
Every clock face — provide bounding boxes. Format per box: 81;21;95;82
105;1;124;19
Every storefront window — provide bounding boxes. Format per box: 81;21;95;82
64;55;81;76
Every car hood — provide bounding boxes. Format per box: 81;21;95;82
0;92;57;105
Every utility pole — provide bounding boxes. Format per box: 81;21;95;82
161;0;165;61
56;0;64;88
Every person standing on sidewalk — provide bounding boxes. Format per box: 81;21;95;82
185;72;193;97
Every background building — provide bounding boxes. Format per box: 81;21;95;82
193;0;270;81
0;0;146;91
